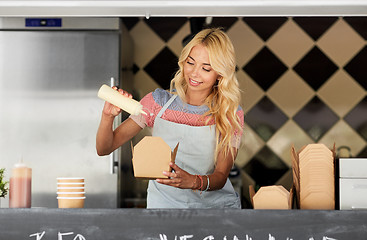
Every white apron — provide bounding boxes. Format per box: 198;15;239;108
147;94;241;209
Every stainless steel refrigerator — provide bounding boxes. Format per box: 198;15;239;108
0;17;133;208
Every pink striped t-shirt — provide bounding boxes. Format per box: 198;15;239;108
130;88;244;148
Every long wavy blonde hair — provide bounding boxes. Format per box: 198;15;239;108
170;28;242;163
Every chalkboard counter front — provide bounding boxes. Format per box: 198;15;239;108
0;208;366;240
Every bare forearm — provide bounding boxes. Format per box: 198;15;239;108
97;117;142;156
96;113;115;156
200;148;237;191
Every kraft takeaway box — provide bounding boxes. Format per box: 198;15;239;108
131;136;179;179
249;185;293;209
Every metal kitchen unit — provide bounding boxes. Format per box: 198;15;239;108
339;158;367;210
0;17;135;208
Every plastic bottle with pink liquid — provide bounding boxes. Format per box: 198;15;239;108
9;160;32;208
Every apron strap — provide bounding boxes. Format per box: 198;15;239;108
156;94;178;118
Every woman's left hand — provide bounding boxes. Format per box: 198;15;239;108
156;162;196;189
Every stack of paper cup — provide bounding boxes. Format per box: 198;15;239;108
57;177;85;208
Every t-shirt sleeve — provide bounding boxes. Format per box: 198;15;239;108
129;88;172;128
129;92;154;128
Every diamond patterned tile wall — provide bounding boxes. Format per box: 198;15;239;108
293;96;339;141
143;46;178;89
344;46;367;90
244;145;289;186
344;96;367;141
242;17;288;41
293;17;338;41
293;46;339;91
122;17;367;208
317;19;365;67
246;96;288;141
243;46;288;91
267;19;314;68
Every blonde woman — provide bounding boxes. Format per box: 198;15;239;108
96;28;244;208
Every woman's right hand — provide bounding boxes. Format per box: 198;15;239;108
102;86;132;117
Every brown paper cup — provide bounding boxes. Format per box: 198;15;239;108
57;197;85;208
57;183;85;188
57;177;84;183
57;192;85;198
57;187;85;192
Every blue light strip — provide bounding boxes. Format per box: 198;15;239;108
25;18;62;27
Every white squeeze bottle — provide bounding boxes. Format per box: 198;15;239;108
97;84;146;116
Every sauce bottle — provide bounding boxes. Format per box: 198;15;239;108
97;84;147;116
9;160;32;208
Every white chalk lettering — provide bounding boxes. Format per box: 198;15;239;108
159;234;215;240
29;231;46;240
180;235;193;240
158;234;193;240
160;234;168;240
158;233;338;240
223;236;241;240
73;234;86;240
29;231;86;240
58;232;74;240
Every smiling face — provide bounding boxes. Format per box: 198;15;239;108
183;44;219;104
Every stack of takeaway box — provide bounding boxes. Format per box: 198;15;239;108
291;143;336;209
250;143;335;210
